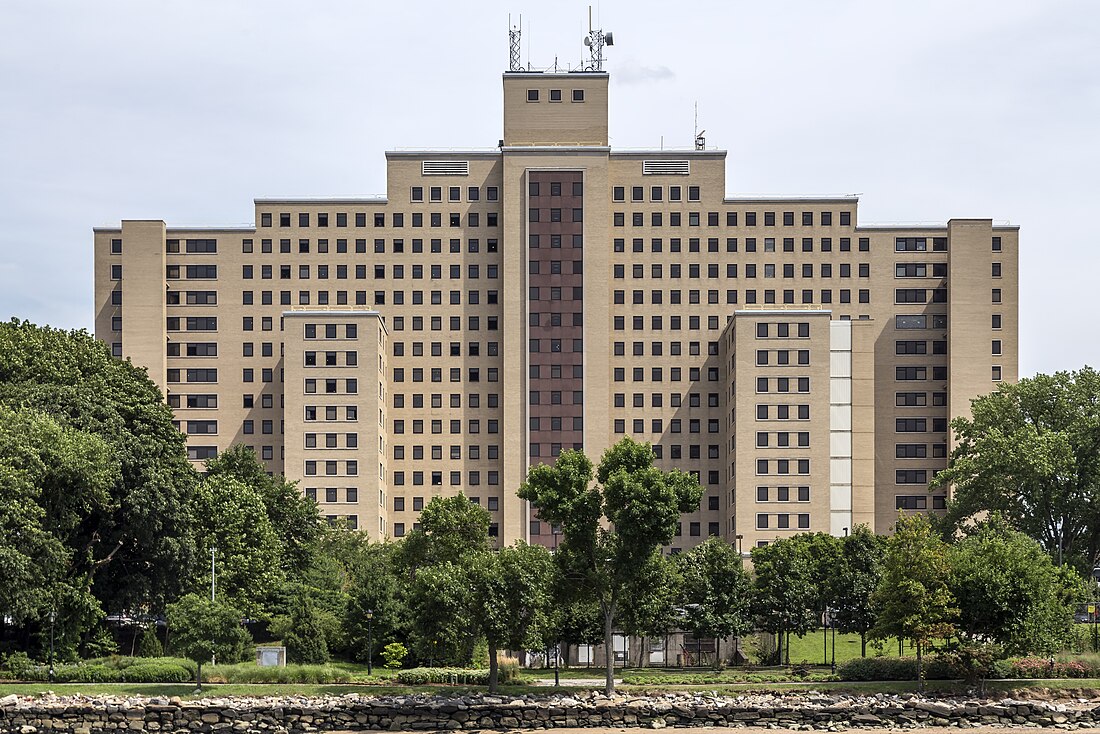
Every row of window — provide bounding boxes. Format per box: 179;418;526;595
756;432;811;448
613;236;867;253
393;367;501;383
756;322;811;339
304;460;358;476
526;88;585;103
896;495;947;510
412;185;502;203
896;392;948;407
613;210;859;233
394;341;500;357
304;378;358;394
896;443;948;458
247;237;503;255
259;205;501;229
167;342;218;357
613;340;715;356
756;513;811;530
392;444;499;461
614;366;720;383
614;288;871;306
392;393;499;410
896;418;950;433
615;392;720;408
303;433;359;449
756;486;811;502
393;470;499;486
305;487;359;503
756;404;811;421
614;262;871;279
305;405;358;421
393;419;499;434
615;418;721;434
260;263;500;279
896;340;948;355
756;350;811;367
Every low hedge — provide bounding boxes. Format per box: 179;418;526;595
837;655;959;681
203;663;353;684
396;667;490;685
624;672;838;685
117;662;193;683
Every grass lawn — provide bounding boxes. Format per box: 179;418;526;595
0;682;577;699
782;631;917;665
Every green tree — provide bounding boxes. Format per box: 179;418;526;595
344;541;405;664
398;494;493;569
0;406;113;631
193;475;282;617
405;561;477;665
949;514;1083;655
469;542;556;691
751;536;817;664
137;624;164;658
617;552;681;666
870;514;957;690
166;593;251;690
676;537;753;667
932;368;1100;571
831;526;886;657
519;438;704;694
282;593;329;664
0;320;198;615
205;446;322;578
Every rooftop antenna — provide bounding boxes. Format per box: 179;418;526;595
694;102;706;150
509;15;522;72
583;5;613;71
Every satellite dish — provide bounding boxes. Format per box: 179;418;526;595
604;32;614;46
583;36;592;46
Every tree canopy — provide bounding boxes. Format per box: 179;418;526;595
933;367;1100;571
520;437;704;694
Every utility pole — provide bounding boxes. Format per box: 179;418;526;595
211;547;216;601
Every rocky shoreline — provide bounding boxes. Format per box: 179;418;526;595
3;691;1100;733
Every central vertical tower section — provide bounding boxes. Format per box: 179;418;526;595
526;170;586;468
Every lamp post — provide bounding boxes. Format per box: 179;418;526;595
735;534;743;556
553;644;560;687
366;609;374;675
48;609;56;684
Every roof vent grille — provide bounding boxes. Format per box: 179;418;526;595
643;160;690;175
422;160;470;176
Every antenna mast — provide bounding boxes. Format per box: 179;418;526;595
582;5;614;71
509;15;522;71
694;102;706;150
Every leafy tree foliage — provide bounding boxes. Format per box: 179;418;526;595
676;537;753;659
520;438;703;694
204;446;321;578
282;593;330;664
949;514;1083;655
344;540;405;664
871;514;957;690
831;526;886;656
468;542;556;691
933;368;1100;571
0;320;198;615
166;593;251;690
616;552;681;648
751;536;817;664
192;474;282;618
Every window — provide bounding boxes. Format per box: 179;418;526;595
527;89;539;102
572;89;585;102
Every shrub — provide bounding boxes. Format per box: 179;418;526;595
1;652;36;680
395;667;490;685
118;662;192;683
202;663;352;684
497;655;520;683
382;642;408;669
283;595;329;665
137;627;164;658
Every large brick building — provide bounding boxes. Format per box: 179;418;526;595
93;68;1018;551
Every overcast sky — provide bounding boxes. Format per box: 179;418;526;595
1;0;1097;377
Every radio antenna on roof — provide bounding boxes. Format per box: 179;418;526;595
583;5;613;71
508;14;522;71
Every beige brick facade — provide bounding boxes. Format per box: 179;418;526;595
93;70;1018;550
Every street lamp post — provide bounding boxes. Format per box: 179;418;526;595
366;609;374;675
48;609;56;684
735;534;743;556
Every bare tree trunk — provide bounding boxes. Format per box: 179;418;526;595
195;661;202;692
861;631;867;658
603;604;616;696
488;638;500;693
916;640;924;693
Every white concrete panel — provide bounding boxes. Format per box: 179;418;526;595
830;458;852;483
830;485;853;510
830;320;852;351
830;404;852;430
831;512;853;537
830;378;852;403
830;431;852;457
830;351;852;377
